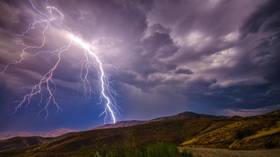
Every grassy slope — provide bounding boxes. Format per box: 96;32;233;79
182;110;280;149
181;147;280;157
0;110;279;156
0;112;219;156
0;136;46;152
27;119;215;156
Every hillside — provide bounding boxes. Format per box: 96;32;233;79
0;110;279;157
181;110;280;149
0;136;46;152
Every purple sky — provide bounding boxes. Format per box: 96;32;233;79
0;0;280;135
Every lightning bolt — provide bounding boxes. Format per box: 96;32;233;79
2;0;117;123
68;34;117;124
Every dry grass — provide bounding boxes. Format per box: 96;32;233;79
182;118;280;149
246;121;280;140
181;147;280;157
1;110;279;156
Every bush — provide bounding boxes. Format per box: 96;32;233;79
146;143;178;157
95;152;102;157
235;129;255;139
80;143;193;157
264;141;277;149
181;151;193;157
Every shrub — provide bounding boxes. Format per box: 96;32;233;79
264;141;276;149
181;151;193;157
80;143;193;157
235;129;255;139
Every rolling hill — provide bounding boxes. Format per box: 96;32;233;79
181;110;280;149
0;110;279;157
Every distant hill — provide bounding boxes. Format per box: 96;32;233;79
0;136;47;153
150;111;219;121
0;128;78;141
94;120;145;129
0;110;279;157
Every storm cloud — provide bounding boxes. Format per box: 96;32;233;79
0;0;280;133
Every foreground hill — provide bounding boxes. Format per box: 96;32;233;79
181;110;280;149
0;110;279;157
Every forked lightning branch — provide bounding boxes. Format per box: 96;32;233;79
1;1;117;124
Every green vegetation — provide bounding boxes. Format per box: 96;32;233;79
80;143;193;157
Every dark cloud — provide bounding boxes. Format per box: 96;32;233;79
223;104;280;117
241;0;280;35
175;68;194;75
239;0;280;84
141;32;175;57
0;0;280;133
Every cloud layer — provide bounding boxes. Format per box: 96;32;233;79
0;0;280;132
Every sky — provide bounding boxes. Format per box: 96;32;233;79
0;0;280;136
